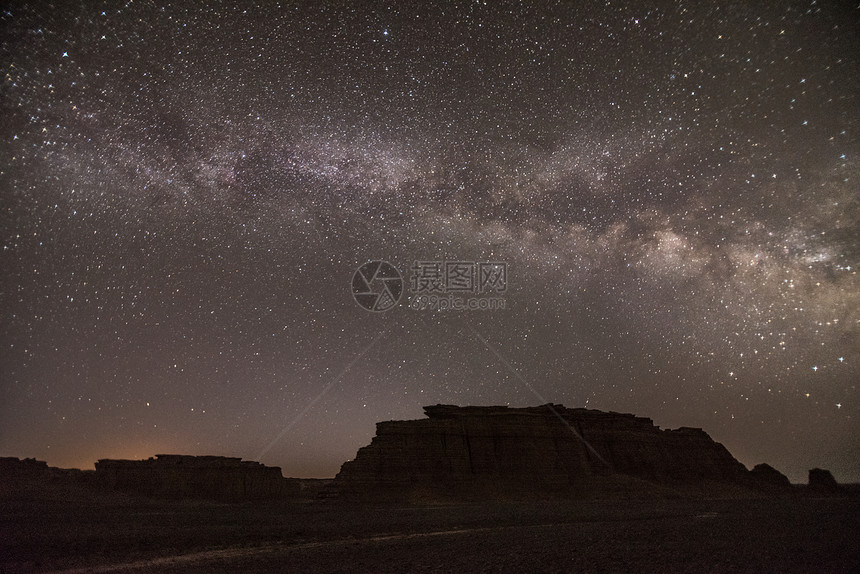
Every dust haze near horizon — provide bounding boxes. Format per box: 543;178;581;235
1;1;858;482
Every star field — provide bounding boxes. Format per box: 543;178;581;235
1;1;857;481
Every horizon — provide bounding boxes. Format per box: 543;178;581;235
2;401;854;484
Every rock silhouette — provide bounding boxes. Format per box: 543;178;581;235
95;455;299;501
1;456;94;486
332;404;790;500
808;467;840;494
750;463;792;490
3;406;824;503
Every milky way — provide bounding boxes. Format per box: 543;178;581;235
1;2;857;481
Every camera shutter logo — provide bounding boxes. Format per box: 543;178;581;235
352;261;403;312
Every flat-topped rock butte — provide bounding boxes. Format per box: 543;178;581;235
331;404;796;500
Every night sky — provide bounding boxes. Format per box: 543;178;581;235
1;1;857;482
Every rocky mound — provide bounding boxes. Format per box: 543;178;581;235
808;467;841;494
332;404;787;501
750;463;792;490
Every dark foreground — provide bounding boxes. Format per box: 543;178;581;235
2;495;858;573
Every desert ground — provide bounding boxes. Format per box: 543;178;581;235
2;492;858;573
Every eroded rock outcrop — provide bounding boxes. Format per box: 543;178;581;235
808;467;840;494
750;463;791;490
95;454;299;501
333;404;782;500
1;457;98;501
1;457;92;482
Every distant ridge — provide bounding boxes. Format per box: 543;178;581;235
3;405;845;503
94;454;299;501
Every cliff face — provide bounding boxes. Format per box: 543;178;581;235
333;404;758;500
95;455;299;501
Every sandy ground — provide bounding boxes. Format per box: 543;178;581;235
2;496;858;573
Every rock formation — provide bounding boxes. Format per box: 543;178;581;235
1;457;92;481
808;467;840;494
95;454;299;501
333;404;786;500
750;463;792;490
1;457;98;501
1;457;52;477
